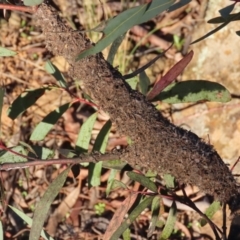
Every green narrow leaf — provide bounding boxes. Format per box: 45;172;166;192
29;166;71;240
110;196;154;240
110;179;127;191
122;228;131;240
102;159;127;170
9;205;54;240
127;171;158;193
23;0;44;6
163;174;175;189
160;201;177;240
148;196;161;238
93;120;112;153
107;34;126;65
0;47;17;57
76;0;174;60
139;71;150;95
155;80;231;103
45;60;68;88
75;112;98;153
30;102;72;141
0;146;27;164
28;146;54;160
126;76;138;90
106;169;118;196
199;201;221;226
89;120;112;187
0;87;4;139
8;88;46;120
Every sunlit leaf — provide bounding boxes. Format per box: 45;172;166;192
155;80;231;103
147;51;193;100
148;196;161;238
8;88;46;120
163;174;175;188
110;179;127;191
89;120;112;187
160;201;177;239
29;166;71;240
45;60;68;88
106;169;118;196
9;205;54;240
127;171;158;193
23;0;44;6
30;102;72;141
199;201;221;226
76;0;174;60
75;112;98;153
0;146;27;164
28;146;54;159
0;47;17;57
122;228;131;240
126;76;138;90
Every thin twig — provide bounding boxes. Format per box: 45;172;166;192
0;153;121;171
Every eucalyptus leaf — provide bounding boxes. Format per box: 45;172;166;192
160;201;177;239
9;205;54;240
0;47;17;57
155;80;231;103
23;0;44;6
8;88;46;120
29;166;71;240
30;102;72;141
76;0;174;60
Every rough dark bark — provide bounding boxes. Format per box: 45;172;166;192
34;4;240;211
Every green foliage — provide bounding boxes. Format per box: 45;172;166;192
155;80;231;103
23;0;44;6
7;88;47;120
0;146;28;164
0;47;17;57
75;112;98;153
199;201;221;226
76;0;175;60
29;166;71;240
110;196;154;239
127;171;158;193
94;203;106;215
30;102;72;141
45;60;68;88
160;201;177;240
9;205;54;240
1;0;237;239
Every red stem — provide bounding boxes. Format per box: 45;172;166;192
0;4;37;14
